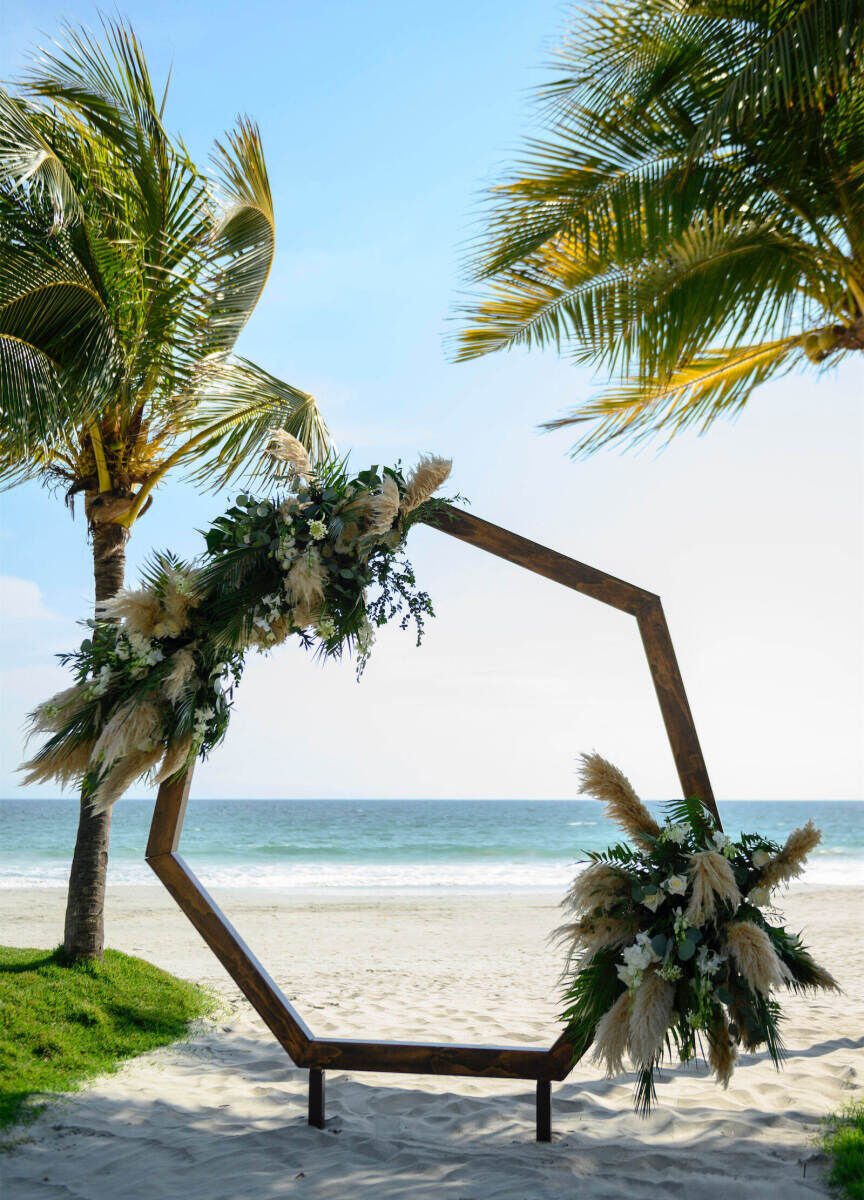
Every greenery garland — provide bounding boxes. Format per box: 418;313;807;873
559;754;838;1114
21;439;454;809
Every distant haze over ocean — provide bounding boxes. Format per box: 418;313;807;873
2;799;862;891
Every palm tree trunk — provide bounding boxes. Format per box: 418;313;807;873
62;512;128;961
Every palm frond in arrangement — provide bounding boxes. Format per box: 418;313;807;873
0;18;331;959
454;0;864;454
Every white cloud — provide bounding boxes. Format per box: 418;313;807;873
0;576;59;623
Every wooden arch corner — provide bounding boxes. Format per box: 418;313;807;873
146;505;718;1141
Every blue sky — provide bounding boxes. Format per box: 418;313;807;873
1;1;862;801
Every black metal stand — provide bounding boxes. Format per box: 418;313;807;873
536;1080;551;1142
308;1068;325;1128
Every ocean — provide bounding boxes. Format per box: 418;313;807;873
1;798;862;892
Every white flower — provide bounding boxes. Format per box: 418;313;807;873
642;888;664;912
747;886;771;907
712;831;731;852
317;617;337;640
89;664;112;698
308;518;327;541
663;874;688;896
616;962;643;991
621;932;660;974
752;849;773;869
696;945;725;976
665;822;689;845
356;616;375;656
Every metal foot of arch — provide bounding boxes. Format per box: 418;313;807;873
145;505;719;1142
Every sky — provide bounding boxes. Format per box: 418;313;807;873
1;0;862;803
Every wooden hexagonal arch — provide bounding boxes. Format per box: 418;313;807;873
146;505;719;1141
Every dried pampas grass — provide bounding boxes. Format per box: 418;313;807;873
90;746;163;812
592;990;632;1076
27;685;90;736
368;475;400;536
401;454;452;513
163;649;198;705
758;820;821;890
153;736;193;784
20;737;96;787
97;587;162;637
708;1007;737;1087
265;429;313;481
685;850;742;927
725;921;790;995
289;600;321;630
91;698;162;770
562;862;630;916
629;969;675;1067
806;961;841;992
578;753;660;849
553;914;638;967
154;569;196;637
287;549;327;609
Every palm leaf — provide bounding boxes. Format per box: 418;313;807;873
202;118;275;354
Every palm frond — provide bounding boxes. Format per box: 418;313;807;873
0;88;83;227
454;0;864;453
175;354;330;492
202;118;275;354
546;337;804;454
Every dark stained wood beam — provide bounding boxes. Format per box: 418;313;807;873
145;503;719;1140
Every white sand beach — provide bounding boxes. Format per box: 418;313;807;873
2;883;862;1199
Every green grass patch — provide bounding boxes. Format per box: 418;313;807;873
820;1099;864;1200
0;945;217;1133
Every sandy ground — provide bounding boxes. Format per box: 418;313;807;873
1;883;863;1199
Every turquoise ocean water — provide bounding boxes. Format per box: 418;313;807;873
1;798;862;891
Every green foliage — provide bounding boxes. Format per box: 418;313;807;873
560;946;624;1060
0;945;216;1133
820;1100;864;1200
25;459;450;797
455;1;864;454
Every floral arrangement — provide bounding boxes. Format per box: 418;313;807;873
21;437;453;810
558;753;838;1113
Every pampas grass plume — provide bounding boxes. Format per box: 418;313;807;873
708;1007;737;1088
685;850;742;927
725;921;791;994
592;990;632;1076
90;746;162;812
155;569;196;637
27;685;90;736
759;820;821;889
163;649;198;705
368;475;400;536
91;699;162;769
562;862;630;916
153;736;193;784
20;738;96;787
265;429;313;480
97;587;162;637
287;549;327;609
552;914;638;967
401;454;452;512
578;753;660;848
629;969;675;1067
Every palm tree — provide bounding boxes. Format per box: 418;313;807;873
455;0;863;454
0;21;329;960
